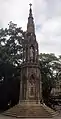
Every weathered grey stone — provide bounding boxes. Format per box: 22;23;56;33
19;4;42;103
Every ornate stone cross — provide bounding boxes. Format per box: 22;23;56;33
29;3;32;8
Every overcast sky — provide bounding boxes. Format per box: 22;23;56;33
0;0;61;56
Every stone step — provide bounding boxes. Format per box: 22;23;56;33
41;103;59;116
19;100;40;105
2;103;59;118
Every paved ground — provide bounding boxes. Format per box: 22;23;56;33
0;113;61;119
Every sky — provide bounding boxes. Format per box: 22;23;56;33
0;0;61;56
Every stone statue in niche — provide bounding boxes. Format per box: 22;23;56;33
30;47;34;60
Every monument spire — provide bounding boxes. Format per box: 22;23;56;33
27;3;35;34
29;3;32;17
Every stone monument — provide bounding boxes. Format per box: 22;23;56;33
3;4;58;118
19;3;42;104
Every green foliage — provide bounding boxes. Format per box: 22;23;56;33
0;21;24;66
0;22;24;109
39;53;61;102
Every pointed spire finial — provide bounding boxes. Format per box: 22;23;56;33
29;3;32;17
27;3;35;34
29;3;32;8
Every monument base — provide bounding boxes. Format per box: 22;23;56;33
2;101;59;118
19;100;41;105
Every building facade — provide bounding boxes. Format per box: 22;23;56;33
51;80;61;97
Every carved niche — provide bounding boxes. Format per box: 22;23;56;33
29;74;36;99
30;45;35;62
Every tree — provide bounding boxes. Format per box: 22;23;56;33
0;21;24;66
39;53;59;104
0;21;24;110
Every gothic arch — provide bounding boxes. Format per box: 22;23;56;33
28;74;36;98
29;74;36;84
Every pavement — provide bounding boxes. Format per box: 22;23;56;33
0;113;61;119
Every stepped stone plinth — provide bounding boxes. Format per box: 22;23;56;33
3;102;59;118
